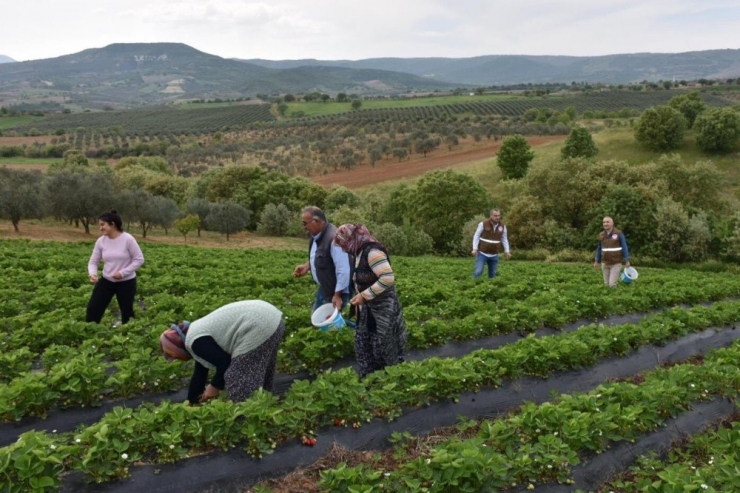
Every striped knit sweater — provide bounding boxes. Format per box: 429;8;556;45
356;248;395;301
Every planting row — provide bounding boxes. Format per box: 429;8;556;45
2;300;740;488
311;344;740;492
602;416;740;492
4;241;740;374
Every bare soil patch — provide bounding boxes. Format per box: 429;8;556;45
0;163;49;171
0;222;305;251
312;136;565;189
0;135;55;145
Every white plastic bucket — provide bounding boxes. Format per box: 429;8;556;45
620;266;639;284
311;303;346;331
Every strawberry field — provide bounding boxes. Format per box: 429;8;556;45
2;239;740;492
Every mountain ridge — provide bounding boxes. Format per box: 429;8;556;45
0;43;459;109
241;49;740;85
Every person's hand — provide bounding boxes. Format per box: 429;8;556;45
593;262;600;269
350;293;366;307
471;249;478;256
332;292;344;311
199;384;220;403
89;274;98;284
293;263;309;278
505;252;512;260
112;271;123;280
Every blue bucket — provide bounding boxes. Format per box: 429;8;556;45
311;303;346;331
620;267;639;284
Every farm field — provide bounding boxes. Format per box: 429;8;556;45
2;239;740;491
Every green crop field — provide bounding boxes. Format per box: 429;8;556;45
2;240;740;491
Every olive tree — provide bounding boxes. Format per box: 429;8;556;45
206;202;251;240
0;168;46;231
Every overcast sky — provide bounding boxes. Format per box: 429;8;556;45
3;0;739;62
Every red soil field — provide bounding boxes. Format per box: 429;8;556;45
312;136;565;189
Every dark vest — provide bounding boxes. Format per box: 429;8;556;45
309;222;341;300
599;228;623;264
479;221;505;255
354;242;390;294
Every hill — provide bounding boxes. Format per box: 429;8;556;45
0;55;15;64
242;49;740;85
0;43;459;109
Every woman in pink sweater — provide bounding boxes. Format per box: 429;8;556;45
86;210;145;324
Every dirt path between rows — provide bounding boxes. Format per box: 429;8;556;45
312;135;565;189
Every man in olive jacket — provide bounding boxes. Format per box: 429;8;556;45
293;206;351;312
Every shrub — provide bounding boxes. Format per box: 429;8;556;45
373;223;408;256
497;134;535;179
561;126;598;160
694;107;740;153
257;203;292;236
634;105;687;151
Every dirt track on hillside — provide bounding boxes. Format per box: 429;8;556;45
312;136;566;189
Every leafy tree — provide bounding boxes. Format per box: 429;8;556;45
174;214;200;241
382;183;415;225
561;126;598;160
654;154;725;212
525;157;607;232
694;107;740;153
336;93;348;103
668;91;706;128
276;103;289;117
497;134;535;179
206;202;250;240
324;186;360;212
411;169;489;253
351;99;362;110
0;168;46;231
634;105;687;151
205;166;265;203
586;185;656;253
283;94;296;102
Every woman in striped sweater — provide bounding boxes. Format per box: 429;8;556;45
334;224;407;379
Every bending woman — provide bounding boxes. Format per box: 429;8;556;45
86;210;144;324
334;224;407;379
159;300;285;404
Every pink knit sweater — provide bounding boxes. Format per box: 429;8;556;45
87;232;145;282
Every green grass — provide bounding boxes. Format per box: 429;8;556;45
283;93;546;118
0;157;60;165
0;116;46;130
178;101;255;109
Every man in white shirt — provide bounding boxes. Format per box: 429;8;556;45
471;209;511;279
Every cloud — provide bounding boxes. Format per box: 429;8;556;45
1;0;739;61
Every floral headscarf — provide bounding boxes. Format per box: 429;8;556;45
159;321;192;362
334;223;378;255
